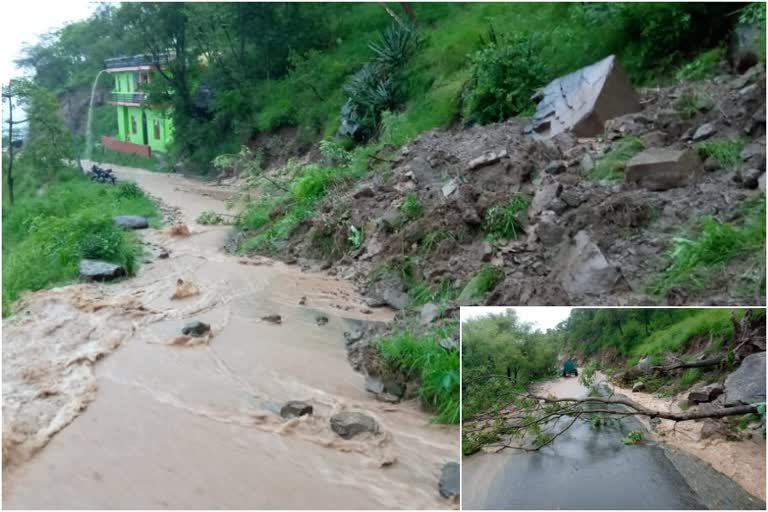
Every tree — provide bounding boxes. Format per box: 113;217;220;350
2;81;28;206
12;80;72;184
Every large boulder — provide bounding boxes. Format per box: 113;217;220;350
438;462;460;500
113;215;149;229
365;274;409;310
556;231;622;298
280;401;313;419
625;148;701;191
79;259;126;281
330;411;379;439
528;55;641;139
724;351;766;407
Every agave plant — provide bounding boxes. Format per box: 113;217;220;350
368;22;421;70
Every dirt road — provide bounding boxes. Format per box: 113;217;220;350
2;163;458;509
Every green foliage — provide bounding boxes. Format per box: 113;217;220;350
591;137;645;181
655;198;765;298
347;224;362;250
462;30;548;125
458;265;504;301
462;430;501;456
2;164;158;316
368;22;421;70
675;47;725;82
740;2;767;63
377;323;460;424
695;138;745;170
622;431;642;445
116;181;144;199
483;194;528;240
12;80;74;182
679;368;702;387
400;192;424;220
462;309;558;421
676;89;715;119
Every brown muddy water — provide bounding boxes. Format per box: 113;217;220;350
2;163;458;509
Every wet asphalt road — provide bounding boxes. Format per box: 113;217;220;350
463;383;765;510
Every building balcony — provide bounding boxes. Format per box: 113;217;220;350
110;92;146;105
104;52;174;71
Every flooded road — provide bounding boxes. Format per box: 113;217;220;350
462;373;764;510
2;164;458;509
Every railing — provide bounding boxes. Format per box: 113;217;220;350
111;92;146;104
104;53;174;69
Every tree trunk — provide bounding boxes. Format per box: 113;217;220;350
4;81;15;206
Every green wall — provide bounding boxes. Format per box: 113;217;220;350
109;69;173;153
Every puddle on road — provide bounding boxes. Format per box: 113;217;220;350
2;163;458;509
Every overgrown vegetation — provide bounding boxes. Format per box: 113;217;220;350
17;2;755;169
694;137;745;170
376;320;459;424
483;194;528;240
655;198;766;299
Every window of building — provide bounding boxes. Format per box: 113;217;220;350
131;115;137;134
153;119;161;140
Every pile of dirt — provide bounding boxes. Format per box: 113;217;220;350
246;64;766;309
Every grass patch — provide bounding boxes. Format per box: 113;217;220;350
483;194;528;240
675;46;725;82
679;368;702;387
654;198;765;298
458;264;504;301
630;308;735;360
590;136;645;181
2;164;158;316
377;322;460;424
400;192;424;221
695;137;744;170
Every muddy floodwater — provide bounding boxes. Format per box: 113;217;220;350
2;163;458;509
462;374;765;510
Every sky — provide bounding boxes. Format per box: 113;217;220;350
460;306;572;332
0;0;95;129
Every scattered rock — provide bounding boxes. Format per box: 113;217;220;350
529;182;563;217
580;153;595;173
625;147;701;190
78;259;126;281
439;337;458;351
724;351;766;407
298;296;307;305
545;160;566;175
530;55;641;139
632;381;645;392
366;275;410;310
315;315;329;326
171;278;200;300
688;383;725;403
537;212;564;246
466;149;507;171
280;401;313;419
692;122;717;141
352;185;375;199
330;411;379;439
703;156;721;172
556;231;622;298
639;130;667;148
262;314;282;324
158;250;170;259
480;241;494;262
344;329;364;345
420;303;442;325
740;168;764;189
365;376;385;395
182;320;211;337
441;178;459;198
113;215;149;230
438;462;460;501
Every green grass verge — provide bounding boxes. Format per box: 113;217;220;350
376;321;460;424
2;165;159;316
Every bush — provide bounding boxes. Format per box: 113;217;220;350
675;47;725;82
462;29;549;125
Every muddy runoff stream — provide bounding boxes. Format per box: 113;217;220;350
462;372;765;510
2;163;458;509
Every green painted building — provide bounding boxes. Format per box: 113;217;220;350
103;55;173;156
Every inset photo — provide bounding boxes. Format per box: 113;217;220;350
461;307;766;510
